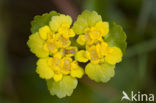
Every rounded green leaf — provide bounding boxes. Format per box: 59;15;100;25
72;10;102;34
47;76;78;98
105;22;127;53
49;14;72;32
27;32;49;57
85;63;115;83
31;11;60;33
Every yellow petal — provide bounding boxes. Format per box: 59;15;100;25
71;65;84;78
76;35;86;45
98;41;108;56
95;21;109;37
54;51;63;59
90;59;100;64
36;58;54;79
71;61;84;78
75;50;88;62
105;47;123;64
68;29;75;37
54;74;63;82
39;26;51;40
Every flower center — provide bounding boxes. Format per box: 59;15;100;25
48;57;73;75
84;27;103;45
86;41;109;63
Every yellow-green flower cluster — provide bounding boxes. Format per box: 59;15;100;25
28;14;84;82
75;22;122;65
27;10;126;98
73;11;122;65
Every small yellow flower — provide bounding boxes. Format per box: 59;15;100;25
43;39;59;54
76;21;108;45
72;10;126;84
28;14;75;57
75;40;122;64
37;53;84;82
73;10;122;65
28;14;84;93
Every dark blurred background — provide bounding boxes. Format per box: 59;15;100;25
0;0;156;103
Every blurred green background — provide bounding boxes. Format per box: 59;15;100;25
0;0;156;103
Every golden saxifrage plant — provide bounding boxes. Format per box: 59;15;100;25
27;10;127;98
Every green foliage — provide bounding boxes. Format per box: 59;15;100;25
85;63;115;83
105;22;127;53
27;32;49;57
72;10;102;34
47;76;78;98
31;11;60;33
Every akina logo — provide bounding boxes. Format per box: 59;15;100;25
121;91;155;102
